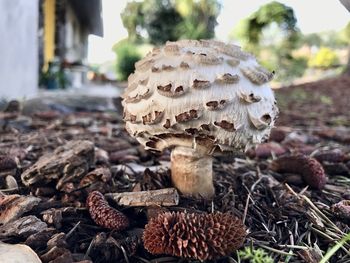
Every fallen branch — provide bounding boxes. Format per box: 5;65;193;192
105;188;179;207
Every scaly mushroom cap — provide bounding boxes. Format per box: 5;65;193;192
122;40;278;154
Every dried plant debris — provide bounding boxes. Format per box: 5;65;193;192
0;75;350;262
143;211;246;261
0;155;17;172
0;216;47;239
86;191;129;230
270;154;327;189
21;140;94;187
331;200;350;220
0;194;41;224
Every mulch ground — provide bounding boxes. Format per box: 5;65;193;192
0;76;350;263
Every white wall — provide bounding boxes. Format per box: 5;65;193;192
0;0;38;100
65;5;87;63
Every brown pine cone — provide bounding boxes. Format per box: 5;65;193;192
313;149;345;163
270;154;327;189
143;211;246;261
0;155;17;172
86;191;129;230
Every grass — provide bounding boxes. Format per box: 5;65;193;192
320;232;350;263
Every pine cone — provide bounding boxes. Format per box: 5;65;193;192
0;155;17;172
143;211;246;261
86;191;129;230
270;154;327;189
313;149;345;163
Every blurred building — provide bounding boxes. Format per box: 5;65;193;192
0;0;103;100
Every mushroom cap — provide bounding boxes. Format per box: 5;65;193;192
122;40;278;154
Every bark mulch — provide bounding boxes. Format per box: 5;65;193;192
0;76;350;263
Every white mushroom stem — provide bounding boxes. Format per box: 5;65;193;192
170;146;214;199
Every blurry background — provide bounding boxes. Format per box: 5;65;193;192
90;0;350;85
0;0;349;99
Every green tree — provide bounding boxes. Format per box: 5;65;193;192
142;0;182;45
232;1;303;81
120;0;220;45
338;22;350;75
302;33;322;47
113;40;141;81
233;1;299;53
175;0;220;40
120;1;144;43
308;47;340;68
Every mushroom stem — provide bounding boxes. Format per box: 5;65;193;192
170;146;214;199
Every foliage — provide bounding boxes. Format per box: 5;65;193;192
238;247;274;263
338;22;350;46
120;1;144;43
113;40;141;81
231;1;305;82
175;0;220;40
308;47;340;68
232;1;299;53
320;231;350;263
301;33;322;47
120;0;220;45
39;61;69;89
141;0;182;45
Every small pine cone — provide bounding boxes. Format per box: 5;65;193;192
270;155;327;189
86;191;129;230
143;212;246;261
313;149;345;163
246;142;286;159
269;127;288;142
331;200;350;219
0;155;17;172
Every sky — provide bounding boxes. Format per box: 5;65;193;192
88;0;350;64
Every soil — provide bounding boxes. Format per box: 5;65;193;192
0;76;350;263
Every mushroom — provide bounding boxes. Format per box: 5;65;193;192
122;39;278;199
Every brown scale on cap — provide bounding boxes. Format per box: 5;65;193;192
185;128;199;135
192;79;211;89
151;66;161;72
162;65;175;71
180;61;190;69
124;88;151;103
195;53;223;65
135;59;154;72
163;119;171;129
205;100;227;111
175;110;199;123
164;44;180;55
241;66;274;85
240;92;262;103
86;191;129;230
214;120;235;132
248;113;272;130
227;58;240;67
157;84;185;97
215;73;240;84
143;211;246;261
142;111;164;125
200;124;211;132
123;111;137;124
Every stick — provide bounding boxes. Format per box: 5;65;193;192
105;188;179;207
